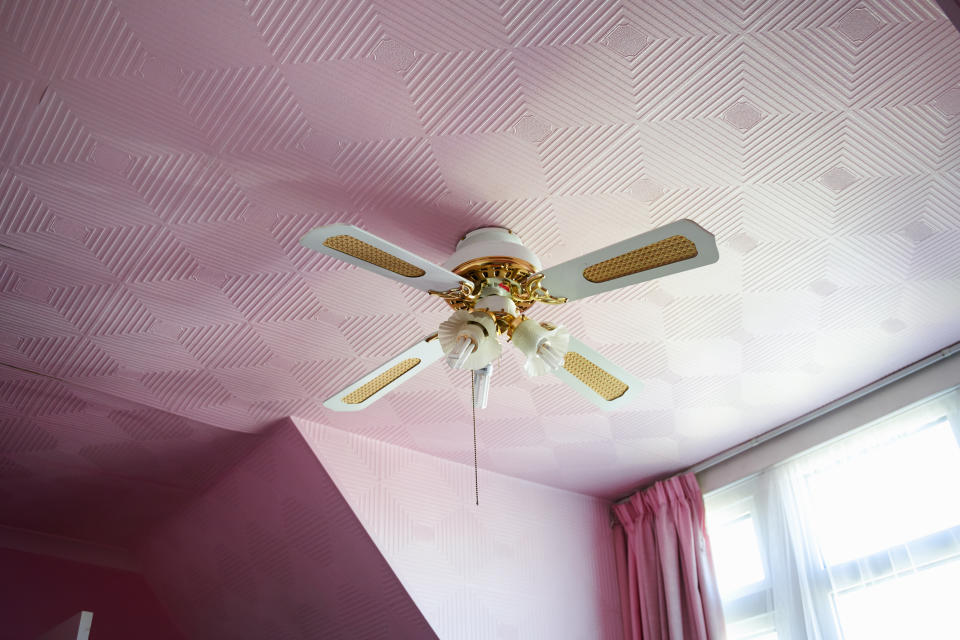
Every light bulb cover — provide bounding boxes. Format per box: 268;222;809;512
438;310;501;370
512;318;571;376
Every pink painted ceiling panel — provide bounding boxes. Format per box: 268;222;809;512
0;0;958;500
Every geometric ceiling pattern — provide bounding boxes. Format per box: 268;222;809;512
1;0;959;500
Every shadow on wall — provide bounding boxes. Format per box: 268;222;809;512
0;548;185;640
0;365;266;547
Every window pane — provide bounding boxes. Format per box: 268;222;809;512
802;420;960;565
834;559;960;639
709;515;766;599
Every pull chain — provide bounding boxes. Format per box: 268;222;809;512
471;370;478;506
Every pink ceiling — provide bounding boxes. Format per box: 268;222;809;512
1;0;959;501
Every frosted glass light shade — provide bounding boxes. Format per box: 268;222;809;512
438;310;501;370
512;318;571;376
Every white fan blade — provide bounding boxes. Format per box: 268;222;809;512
553;337;642;410
324;335;443;411
300;224;467;292
540;219;718;301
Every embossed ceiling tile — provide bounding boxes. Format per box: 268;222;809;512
253;318;355;363
660;293;742;341
403;49;526;136
897;280;960;327
17;335;118;379
334;137;446;211
13;162;157;230
282;58;424;142
628;34;742;122
0;169;55;237
833;176;937;235
0;82;43;164
128;279;246;331
637;120;745;188
906;231;960;281
302;267;414;318
172;219;295;279
2;89;97;166
140;368;232;412
672;375;741;410
48;283;157;337
512;44;635;128
430;133;549;203
117;0;275;69
818;284;902;331
0;295;82;343
578;300;665;345
666;338;743;377
221;272;326;324
497;0;621;48
208;365;305;404
373;0;508;52
176;324;275;370
245;0;384;64
178;65;311;154
833;21;960;111
1;0;148;79
0;377;87;416
51;75;210;155
742;290;821;336
742;240;829;293
537;123;646;196
742;333;819;372
84;224;200;284
337;313;422;360
824;235;913;286
742;183;835;242
126;154;250;225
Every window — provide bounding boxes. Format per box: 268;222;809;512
706;388;960;640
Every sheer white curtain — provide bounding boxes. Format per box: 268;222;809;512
706;387;960;640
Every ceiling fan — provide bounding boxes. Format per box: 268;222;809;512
300;220;718;412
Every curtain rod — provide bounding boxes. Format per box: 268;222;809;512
613;341;960;505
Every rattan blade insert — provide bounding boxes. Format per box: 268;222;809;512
582;235;697;283
563;352;628;401
343;358;421;404
323;235;426;278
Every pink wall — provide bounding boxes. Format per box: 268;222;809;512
135;420;437;639
294;417;624;640
0;547;184;640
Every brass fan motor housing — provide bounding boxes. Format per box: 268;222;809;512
429;256;567;336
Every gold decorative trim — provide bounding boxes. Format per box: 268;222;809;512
582;235;697;283
450;256;537;277
323;235;426;278
343;358;420;404
563;352;628;401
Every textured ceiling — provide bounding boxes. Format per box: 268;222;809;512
1;0;959;502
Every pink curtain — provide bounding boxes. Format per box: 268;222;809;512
613;473;725;640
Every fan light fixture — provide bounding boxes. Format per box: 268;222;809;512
512;318;571;376
438;310;501;370
304;220;718;413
